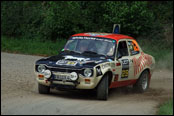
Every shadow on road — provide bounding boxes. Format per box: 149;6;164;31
32;85;173;103
45;86;137;101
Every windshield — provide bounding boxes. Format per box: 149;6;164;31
63;36;116;57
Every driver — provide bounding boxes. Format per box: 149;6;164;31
88;42;98;53
107;46;114;56
106;42;115;56
79;42;88;53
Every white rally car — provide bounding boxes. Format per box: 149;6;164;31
35;32;155;100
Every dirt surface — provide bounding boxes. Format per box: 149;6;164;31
1;52;173;115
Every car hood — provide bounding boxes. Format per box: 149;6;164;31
36;52;113;69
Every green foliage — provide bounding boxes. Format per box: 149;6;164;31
148;1;173;25
101;1;157;37
39;1;83;40
1;1;43;39
1;1;24;36
157;99;173;115
2;1;173;40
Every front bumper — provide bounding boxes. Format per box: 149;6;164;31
50;83;76;90
36;72;102;90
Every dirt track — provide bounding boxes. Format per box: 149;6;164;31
1;52;173;115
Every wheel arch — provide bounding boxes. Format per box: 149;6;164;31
138;68;151;81
96;71;113;89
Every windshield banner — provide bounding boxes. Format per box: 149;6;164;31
72;36;115;43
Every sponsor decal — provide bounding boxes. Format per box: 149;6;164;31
56;60;77;66
95;60;103;64
102;63;110;69
100;57;106;60
72;36;113;43
85;33;110;36
56;55;104;66
96;66;102;76
49;61;53;64
64;55;90;61
133;53;152;76
121;59;129;78
111;63;115;68
114;74;119;81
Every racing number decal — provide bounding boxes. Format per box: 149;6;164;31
121;59;129;78
121;70;128;77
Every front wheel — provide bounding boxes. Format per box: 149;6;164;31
133;70;149;93
97;74;109;100
38;83;50;94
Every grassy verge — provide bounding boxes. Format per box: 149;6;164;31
157;99;173;115
1;36;67;56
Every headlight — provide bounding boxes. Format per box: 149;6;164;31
70;72;78;81
38;65;46;73
84;68;92;77
44;70;51;79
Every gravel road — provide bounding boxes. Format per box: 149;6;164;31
1;52;173;115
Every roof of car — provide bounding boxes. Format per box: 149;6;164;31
71;32;135;41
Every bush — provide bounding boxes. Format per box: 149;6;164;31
1;1;24;36
2;1;172;41
101;1;158;37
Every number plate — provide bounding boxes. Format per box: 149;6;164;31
54;74;71;81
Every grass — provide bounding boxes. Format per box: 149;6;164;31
1;36;67;56
157;99;173;115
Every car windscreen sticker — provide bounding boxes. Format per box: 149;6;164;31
121;59;129;78
72;36;113;43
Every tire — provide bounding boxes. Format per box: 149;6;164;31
133;70;149;93
38;83;50;94
97;74;109;100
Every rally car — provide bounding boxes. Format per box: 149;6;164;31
35;32;155;100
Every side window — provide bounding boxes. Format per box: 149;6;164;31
127;40;140;55
117;41;128;57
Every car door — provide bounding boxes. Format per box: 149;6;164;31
115;40;133;81
127;40;141;79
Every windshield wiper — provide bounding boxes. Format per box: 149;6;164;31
82;51;98;55
82;51;107;57
98;53;107;58
62;49;81;54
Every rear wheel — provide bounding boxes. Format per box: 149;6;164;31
133;70;149;93
97;74;109;100
38;83;50;94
